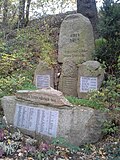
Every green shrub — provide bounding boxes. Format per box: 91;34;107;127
52;137;80;152
89;76;120;110
0;27;55;98
0;74;36;98
94;0;120;75
66;96;104;110
102;120;119;136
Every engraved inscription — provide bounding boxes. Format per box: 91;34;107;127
70;33;80;43
14;104;59;137
63;77;77;95
36;75;50;89
80;77;97;92
17;94;57;103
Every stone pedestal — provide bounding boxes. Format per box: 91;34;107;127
1;88;107;146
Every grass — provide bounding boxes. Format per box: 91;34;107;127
66;96;105;110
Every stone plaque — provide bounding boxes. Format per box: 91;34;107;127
36;109;59;137
80;77;97;92
14;104;37;131
14;104;59;137
36;75;50;89
62;77;77;96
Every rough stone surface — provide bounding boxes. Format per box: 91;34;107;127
59;76;78;97
58;58;78;96
1;96;16;124
1;96;108;146
61;58;78;77
77;61;104;98
33;60;54;88
58;13;95;64
16;88;72;107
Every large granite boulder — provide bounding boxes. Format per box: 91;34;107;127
1;88;108;146
58;13;95;64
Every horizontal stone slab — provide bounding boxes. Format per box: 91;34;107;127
1;96;108;146
16;88;72;107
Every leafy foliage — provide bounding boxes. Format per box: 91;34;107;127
94;0;120;75
89;76;120;109
52;137;80;152
102;120;119;136
0;27;55;98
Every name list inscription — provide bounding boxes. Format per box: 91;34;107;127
14;104;59;137
80;77;97;92
36;75;50;89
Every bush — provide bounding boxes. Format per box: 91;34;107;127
102;120;119;136
94;0;120;75
0;74;36;98
0;27;55;98
89;76;120;110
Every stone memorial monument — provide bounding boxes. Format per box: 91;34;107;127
1;14;106;147
1;88;107;146
58;13;95;64
77;61;104;98
34;60;54;89
58;13;95;96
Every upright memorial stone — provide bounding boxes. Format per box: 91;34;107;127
77;61;104;98
58;13;95;96
34;61;54;89
58;13;95;64
58;58;78;96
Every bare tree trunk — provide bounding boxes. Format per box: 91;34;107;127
0;0;2;14
25;0;31;26
3;0;8;27
77;0;98;39
18;0;25;28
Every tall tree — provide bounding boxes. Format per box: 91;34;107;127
0;0;2;14
77;0;98;38
18;0;25;28
3;0;8;26
18;0;32;28
95;0;120;75
25;0;31;26
99;0;120;40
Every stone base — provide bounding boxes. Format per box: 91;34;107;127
1;96;107;146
